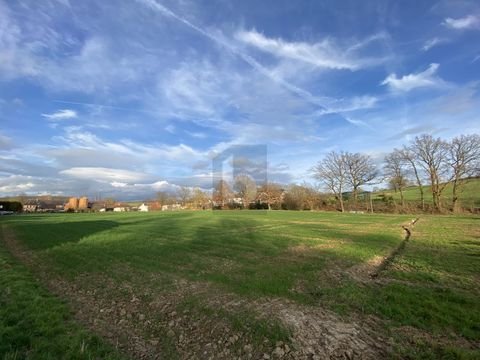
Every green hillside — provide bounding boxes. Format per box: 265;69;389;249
374;177;480;209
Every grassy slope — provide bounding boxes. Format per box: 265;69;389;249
0;228;124;360
1;211;479;358
373;178;480;208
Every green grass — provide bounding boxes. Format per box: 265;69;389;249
1;211;479;358
3;211;409;301
0;229;124;360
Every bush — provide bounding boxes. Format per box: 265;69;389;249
0;201;23;212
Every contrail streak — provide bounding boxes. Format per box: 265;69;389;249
53;100;154;113
137;0;328;110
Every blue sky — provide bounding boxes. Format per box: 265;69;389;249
1;0;479;199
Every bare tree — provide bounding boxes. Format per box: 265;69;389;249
191;187;209;209
157;191;173;207
410;134;449;212
177;186;192;207
104;197;116;208
399;147;425;211
234;174;257;208
344;152;377;207
256;182;283;210
212;180;233;208
312;151;347;212
384;149;409;208
447;134;480;212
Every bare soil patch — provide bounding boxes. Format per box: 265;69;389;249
394;325;480;352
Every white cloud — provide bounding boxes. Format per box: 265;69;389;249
422;37;447;51
41;109;78;120
0;175;72;196
443;15;480;30
314;95;378;116
187;131;207;139
60;167;150;183
165;124;175;133
160;60;230;118
235;29;386;71
0;179;36;193
344;116;372;129
138;0;377;116
40;37;150;94
0;2;157;94
111;181;128;188
0;2;40;80
381;63;444;92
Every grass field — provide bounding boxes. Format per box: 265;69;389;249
1;211;479;359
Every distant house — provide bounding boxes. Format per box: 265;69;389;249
161;203;182;211
113;207;126;212
232;198;243;205
138;203;149;212
23;200;40;212
23;199;60;212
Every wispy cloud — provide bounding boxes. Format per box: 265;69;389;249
41;109;78;120
381;63;445;92
422;37;447;51
344;116;373;129
136;0;330;110
235;29;386;71
314;96;378;116
138;0;381;130
443;15;480;30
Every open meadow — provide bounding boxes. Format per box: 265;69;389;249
1;211;479;359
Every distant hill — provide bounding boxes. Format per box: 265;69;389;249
373;177;480;209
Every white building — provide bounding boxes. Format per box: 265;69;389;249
138;203;149;212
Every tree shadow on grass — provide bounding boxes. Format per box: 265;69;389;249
10;219;120;251
6;212;198;252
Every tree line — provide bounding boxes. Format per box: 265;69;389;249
154;133;479;213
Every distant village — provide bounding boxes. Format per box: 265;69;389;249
0;184;288;214
20;196;164;213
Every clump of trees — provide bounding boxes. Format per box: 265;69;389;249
156;186;211;210
312;151;377;212
0;201;23;212
383;134;480;213
311;133;479;213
